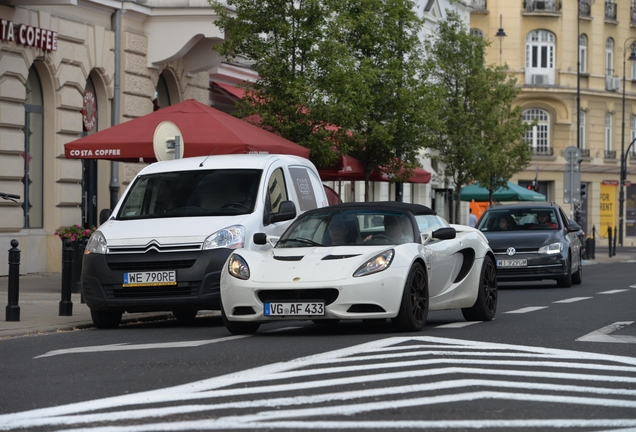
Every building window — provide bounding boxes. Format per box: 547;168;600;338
579;34;587;74
579;110;586;149
605;112;612;152
606;38;614;77
523;108;550;155
525;30;555;85
630;42;636;79
153;74;171;112
23;66;44;228
470;28;484;38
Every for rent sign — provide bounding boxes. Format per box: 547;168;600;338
599;183;617;238
1;20;58;51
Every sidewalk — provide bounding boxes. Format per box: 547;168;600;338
1;245;635;339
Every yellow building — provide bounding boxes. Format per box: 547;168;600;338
470;0;636;246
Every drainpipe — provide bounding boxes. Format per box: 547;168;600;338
110;6;121;210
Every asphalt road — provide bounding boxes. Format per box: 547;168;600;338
1;261;635;431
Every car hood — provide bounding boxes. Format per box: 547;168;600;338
483;230;562;251
99;215;250;246
236;246;396;283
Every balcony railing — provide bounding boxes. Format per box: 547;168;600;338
523;0;561;13
605;149;617;159
470;0;487;12
580;148;590;157
579;0;592;17
605;1;617;20
532;147;554;156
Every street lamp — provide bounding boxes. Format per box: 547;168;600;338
495;14;506;65
619;39;636;246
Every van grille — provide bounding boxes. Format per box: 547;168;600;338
106;284;199;299
107;260;196;271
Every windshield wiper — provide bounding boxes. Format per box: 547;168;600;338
277;237;322;247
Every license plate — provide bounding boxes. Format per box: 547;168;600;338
123;270;177;287
264;302;325;316
497;259;527;268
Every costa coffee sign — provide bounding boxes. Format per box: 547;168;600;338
1;20;58;51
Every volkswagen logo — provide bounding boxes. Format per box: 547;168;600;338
506;247;516;256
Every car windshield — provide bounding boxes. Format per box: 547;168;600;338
276;209;416;247
116;169;262;220
476;208;559;231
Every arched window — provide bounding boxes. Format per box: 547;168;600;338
523;108;550;155
153;74;171;112
579;34;587;74
470;28;484;38
525;30;555;85
23;66;44;228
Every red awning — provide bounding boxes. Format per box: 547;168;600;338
64;99;310;162
319;154;430;184
213;82;246;99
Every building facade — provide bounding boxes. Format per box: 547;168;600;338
0;0;221;275
470;0;636;245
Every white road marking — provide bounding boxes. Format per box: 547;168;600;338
504;306;548;314
577;322;636;344
598;289;629;294
435;321;481;328
4;336;636;431
34;335;250;359
553;297;592;304
629;284;636;288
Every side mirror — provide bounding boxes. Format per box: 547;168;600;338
269;200;297;224
432;227;456;240
253;233;267;245
99;209;112;225
567;221;581;233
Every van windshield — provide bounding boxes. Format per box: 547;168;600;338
116;169;262;220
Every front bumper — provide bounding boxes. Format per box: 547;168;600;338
221;267;409;323
81;249;233;313
495;252;567;282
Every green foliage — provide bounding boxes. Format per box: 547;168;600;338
210;0;430;197
420;12;530;220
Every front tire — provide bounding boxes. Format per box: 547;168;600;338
572;254;583;285
462;255;497;321
90;309;122;329
392;262;428;332
222;307;260;335
557;256;573;288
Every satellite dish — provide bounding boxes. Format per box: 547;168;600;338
153;121;185;161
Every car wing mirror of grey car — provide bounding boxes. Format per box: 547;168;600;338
567;221;581;232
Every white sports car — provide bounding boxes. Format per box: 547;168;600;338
220;202;497;334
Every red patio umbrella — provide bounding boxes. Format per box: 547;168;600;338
64;99;310;162
319;154;431;184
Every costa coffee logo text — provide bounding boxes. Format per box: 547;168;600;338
1;20;58;51
69;149;121;157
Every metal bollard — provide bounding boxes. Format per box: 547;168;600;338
5;239;20;322
59;239;73;316
607;226;613;257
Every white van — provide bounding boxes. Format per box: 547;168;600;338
81;154;328;328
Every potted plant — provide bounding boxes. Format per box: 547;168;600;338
55;225;96;293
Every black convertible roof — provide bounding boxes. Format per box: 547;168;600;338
306;201;436;216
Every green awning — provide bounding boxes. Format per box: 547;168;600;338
460;181;546;202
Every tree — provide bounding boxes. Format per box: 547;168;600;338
210;0;430;200
420;12;530;222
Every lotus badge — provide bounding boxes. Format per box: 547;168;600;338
293;277;301;282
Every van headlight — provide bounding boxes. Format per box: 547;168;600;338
84;231;107;255
228;254;250;280
204;225;245;250
538;242;562;255
353;249;394;277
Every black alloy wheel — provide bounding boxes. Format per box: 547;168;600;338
393;262;428;332
462;255;497;321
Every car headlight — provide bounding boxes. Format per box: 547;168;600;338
204;225;245;250
84;230;107;255
353;249;394;277
538;242;562;255
228;254;250;280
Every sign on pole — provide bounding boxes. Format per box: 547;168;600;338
563;146;581;205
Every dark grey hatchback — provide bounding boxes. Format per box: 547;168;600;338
475;203;583;287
